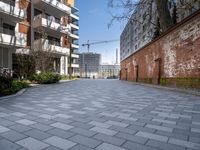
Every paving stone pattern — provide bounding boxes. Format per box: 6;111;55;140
0;79;200;150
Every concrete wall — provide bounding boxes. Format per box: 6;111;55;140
121;10;200;88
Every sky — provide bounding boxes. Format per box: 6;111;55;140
75;0;126;64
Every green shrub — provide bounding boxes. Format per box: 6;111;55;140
0;81;29;96
30;72;61;84
61;75;78;80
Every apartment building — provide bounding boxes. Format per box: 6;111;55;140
120;0;200;61
79;52;101;78
0;0;27;74
99;64;120;79
0;0;79;76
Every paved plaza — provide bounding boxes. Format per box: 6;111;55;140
0;79;200;150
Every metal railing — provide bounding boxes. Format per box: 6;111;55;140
34;14;60;24
0;0;27;19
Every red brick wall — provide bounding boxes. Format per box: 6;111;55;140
121;10;200;88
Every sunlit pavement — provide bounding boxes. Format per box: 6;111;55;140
0;79;200;150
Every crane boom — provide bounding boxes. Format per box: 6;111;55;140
82;39;119;52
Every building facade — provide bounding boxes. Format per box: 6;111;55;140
79;52;101;78
99;64;120;79
120;0;200;61
0;0;79;76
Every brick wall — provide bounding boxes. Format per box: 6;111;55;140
121;10;200;88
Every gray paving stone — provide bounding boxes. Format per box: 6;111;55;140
16;119;36;126
168;138;200;150
30;123;54;131
94;133;125;146
69;135;101;148
146;124;173;132
116;132;148;144
152;119;176;125
105;121;129;128
1;130;27;142
51;122;74;131
0;119;16;127
43;136;76;150
90;126;117;136
0;139;21;150
24;129;51;140
44;146;61;150
88;121;112;128
16;137;49;150
96;143;126;150
136;131;168;142
69;144;93;150
122;141;158;150
69;121;94;129
70;127;97;137
0;125;10;133
47;128;75;139
146;139;185;150
110;125;137;134
0;79;199;150
9;124;32;133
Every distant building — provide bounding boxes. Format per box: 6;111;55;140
99;64;120;79
120;0;200;61
79;52;101;78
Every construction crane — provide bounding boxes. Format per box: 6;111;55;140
82;39;119;52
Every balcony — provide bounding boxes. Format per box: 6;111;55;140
70;13;79;20
71;43;79;49
33;38;70;55
71;53;79;59
33;14;71;36
0;27;27;47
70;23;79;30
33;0;71;16
0;0;26;22
71;63;79;68
70;32;79;40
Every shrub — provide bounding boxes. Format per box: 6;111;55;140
61;75;78;80
0;81;29;96
30;72;61;84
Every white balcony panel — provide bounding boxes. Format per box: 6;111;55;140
71;44;79;49
0;1;26;21
33;16;70;35
0;33;27;47
71;64;79;68
33;0;71;16
15;32;27;47
70;23;79;30
71;54;79;58
70;13;79;20
70;33;79;40
34;39;70;55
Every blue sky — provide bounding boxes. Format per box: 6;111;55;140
75;0;126;64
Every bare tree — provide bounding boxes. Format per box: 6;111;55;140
31;27;56;73
108;0;174;32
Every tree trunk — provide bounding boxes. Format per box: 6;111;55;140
155;0;174;32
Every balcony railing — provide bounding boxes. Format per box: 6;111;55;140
0;27;27;47
33;14;71;35
0;0;26;20
34;38;70;55
33;0;71;14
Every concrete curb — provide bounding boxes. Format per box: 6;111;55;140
0;88;28;100
124;81;200;96
0;80;76;100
